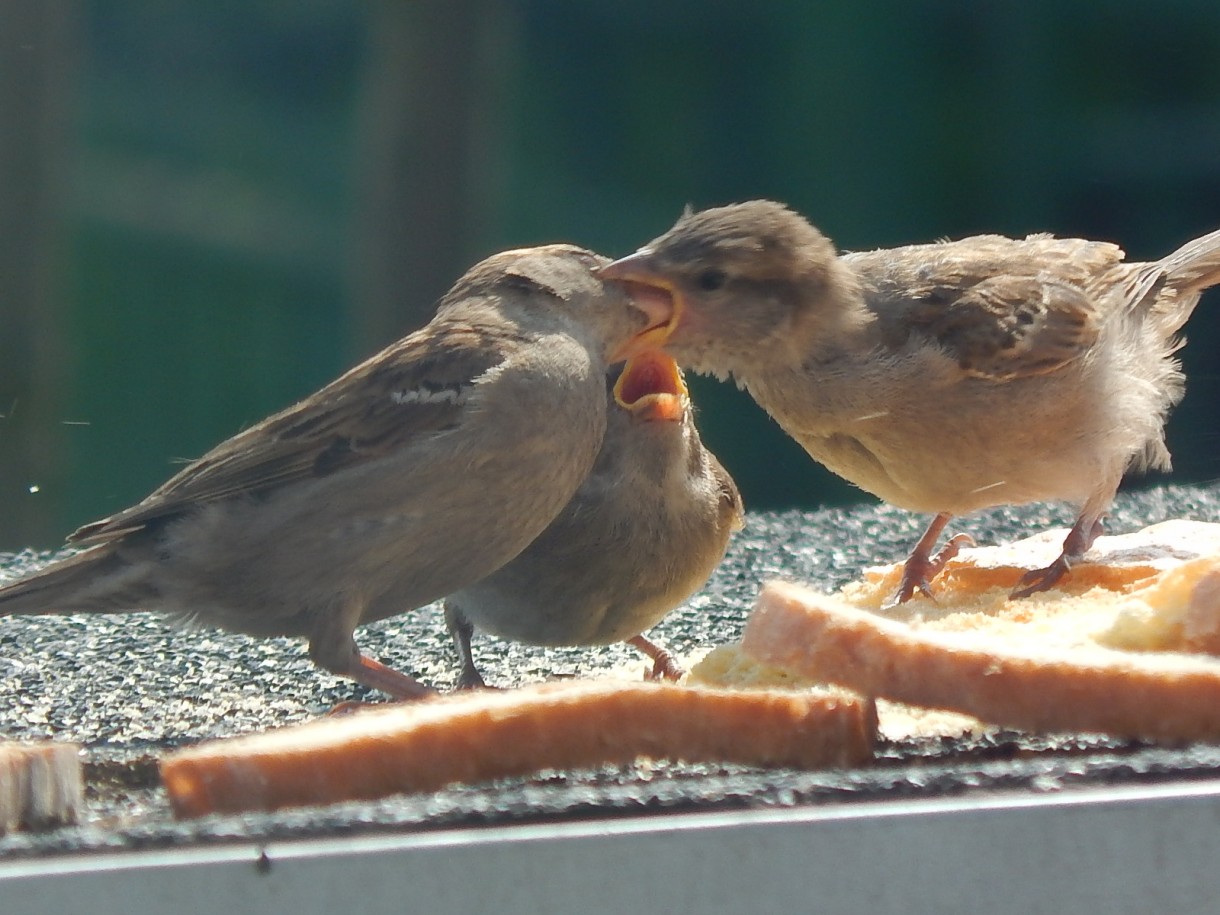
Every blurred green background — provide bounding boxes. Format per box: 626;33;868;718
3;0;1220;549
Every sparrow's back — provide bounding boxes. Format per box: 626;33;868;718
843;227;1220;350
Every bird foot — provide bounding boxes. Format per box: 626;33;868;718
454;668;501;692
1010;555;1072;599
888;533;976;606
344;653;438;701
443;604;497;692
311;607;438;700
627;634;685;681
327;660;444;715
1009;515;1102;599
646;652;685;682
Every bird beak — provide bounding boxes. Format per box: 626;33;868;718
613;349;688;423
599;249;684;362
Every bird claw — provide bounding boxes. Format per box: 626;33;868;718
888;532;976;606
645;651;685;682
627;634;685;681
1010;555;1072;599
887;575;932;608
454;668;490;691
1009;515;1101;599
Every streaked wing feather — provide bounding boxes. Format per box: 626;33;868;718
847;237;1107;381
71;321;520;544
910;274;1099;380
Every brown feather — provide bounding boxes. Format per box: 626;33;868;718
70;321;524;545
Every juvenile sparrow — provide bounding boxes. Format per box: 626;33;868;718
0;245;663;697
443;349;743;688
600;200;1220;601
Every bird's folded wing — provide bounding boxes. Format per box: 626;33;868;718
70;320;523;544
847;239;1105;382
905;273;1100;380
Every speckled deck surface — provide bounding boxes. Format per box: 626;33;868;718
4;482;1220;858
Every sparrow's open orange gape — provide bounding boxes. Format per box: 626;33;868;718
601;200;1220;602
0;246;665;698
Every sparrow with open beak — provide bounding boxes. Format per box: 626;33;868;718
443;350;743;687
0;245;665;698
600;200;1220;601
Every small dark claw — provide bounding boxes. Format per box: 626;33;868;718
1010;555;1072;599
890;557;940;606
1009;515;1104;599
889;533;974;606
888;513;963;606
454;668;492;691
889;564;932;607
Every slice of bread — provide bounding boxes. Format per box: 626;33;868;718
161;682;876;817
691;520;1220;740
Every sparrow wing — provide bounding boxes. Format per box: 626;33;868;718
847;237;1106;381
71;318;522;544
905;273;1100;380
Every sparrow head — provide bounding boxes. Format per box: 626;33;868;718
598;201;855;376
442;244;670;365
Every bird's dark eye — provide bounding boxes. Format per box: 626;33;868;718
696;268;727;291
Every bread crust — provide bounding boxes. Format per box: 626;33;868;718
0;740;82;834
743;579;1220;741
160;680;876;817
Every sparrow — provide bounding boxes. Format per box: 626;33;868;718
0;245;665;698
599;200;1220;602
443;349;744;688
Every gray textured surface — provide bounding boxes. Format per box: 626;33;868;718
3;481;1220;857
